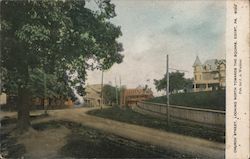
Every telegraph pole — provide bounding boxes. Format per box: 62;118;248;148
101;70;104;109
119;76;121;89
119;76;122;107
166;54;170;125
44;68;47;114
115;77;118;105
44;57;48;114
165;55;189;126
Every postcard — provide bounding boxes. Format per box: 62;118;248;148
0;0;249;159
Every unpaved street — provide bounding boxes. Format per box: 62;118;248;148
1;107;225;158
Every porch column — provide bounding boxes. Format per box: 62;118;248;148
205;83;209;91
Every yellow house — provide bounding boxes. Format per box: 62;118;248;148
83;84;102;107
193;56;226;92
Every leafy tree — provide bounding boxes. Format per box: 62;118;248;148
1;0;123;131
102;84;117;105
154;72;193;93
215;59;226;89
183;78;193;92
29;68;75;107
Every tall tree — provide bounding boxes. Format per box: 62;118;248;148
102;84;117;105
154;72;193;93
1;0;123;131
29;68;74;106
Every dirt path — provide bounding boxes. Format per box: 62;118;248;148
1;107;225;158
17;127;70;159
42;107;225;159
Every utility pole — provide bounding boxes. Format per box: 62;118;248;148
0;65;2;96
115;77;118;105
101;70;104;109
166;54;170;125
119;76;121;89
0;43;1;96
44;69;47;114
119;76;122;107
44;57;48;115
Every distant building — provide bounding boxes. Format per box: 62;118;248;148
83;84;102;107
120;88;153;107
193;56;226;92
0;93;7;105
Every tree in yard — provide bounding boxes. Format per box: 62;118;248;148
154;72;193;93
102;84;117;105
1;0;123;131
29;68;75;107
183;78;193;92
215;59;226;90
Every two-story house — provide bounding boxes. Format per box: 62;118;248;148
83;84;102;107
120;87;153;107
193;56;226;92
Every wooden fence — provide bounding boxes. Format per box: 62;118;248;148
135;101;225;130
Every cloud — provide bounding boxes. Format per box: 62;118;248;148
86;0;226;96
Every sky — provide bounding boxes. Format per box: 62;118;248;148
86;0;226;96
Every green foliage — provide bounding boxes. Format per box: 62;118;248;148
102;84;117;105
147;90;225;110
2;67;73;100
154;71;193;93
29;68;73;99
88;106;224;142
1;0;124;96
1;0;124;129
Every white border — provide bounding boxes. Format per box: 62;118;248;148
226;1;250;159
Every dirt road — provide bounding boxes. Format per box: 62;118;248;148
1;107;225;158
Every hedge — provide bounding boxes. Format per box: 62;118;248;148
146;90;225;111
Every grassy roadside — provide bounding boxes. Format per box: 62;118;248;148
87;106;225;143
0;117;26;158
0;114;50;158
147;90;225;110
34;120;197;158
1;117;198;158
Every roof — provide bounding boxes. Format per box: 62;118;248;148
193;56;202;66
193;57;225;72
84;84;102;99
86;84;100;90
124;88;153;96
203;59;218;71
85;84;102;94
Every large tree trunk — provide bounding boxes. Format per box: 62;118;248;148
17;86;31;132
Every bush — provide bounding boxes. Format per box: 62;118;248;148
147;90;225;110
